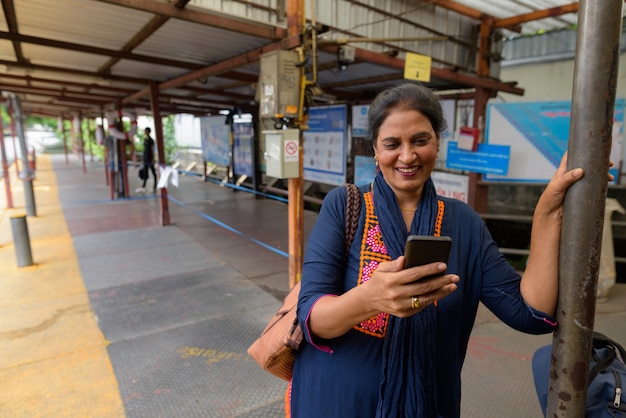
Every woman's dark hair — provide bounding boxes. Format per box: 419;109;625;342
367;82;447;145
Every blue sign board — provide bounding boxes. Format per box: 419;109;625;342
354;155;377;186
303;105;348;186
446;142;510;175
233;121;253;177
484;100;624;183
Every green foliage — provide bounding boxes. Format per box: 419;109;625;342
1;107;9;128
26;116;58;130
162;115;177;165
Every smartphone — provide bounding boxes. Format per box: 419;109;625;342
403;235;452;270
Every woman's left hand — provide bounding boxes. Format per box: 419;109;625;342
537;152;584;216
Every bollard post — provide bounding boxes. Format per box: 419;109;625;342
10;214;34;267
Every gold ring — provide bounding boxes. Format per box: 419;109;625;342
411;296;420;309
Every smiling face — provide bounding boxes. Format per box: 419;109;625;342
373;109;439;201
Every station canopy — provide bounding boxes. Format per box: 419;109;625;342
0;0;596;119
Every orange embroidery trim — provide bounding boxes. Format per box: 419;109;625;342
353;193;445;337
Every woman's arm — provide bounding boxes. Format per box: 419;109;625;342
299;187;458;341
308;258;458;339
521;153;583;315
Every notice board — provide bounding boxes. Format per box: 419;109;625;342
303;105;348;186
484;100;624;183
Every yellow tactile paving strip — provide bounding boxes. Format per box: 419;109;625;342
0;155;125;417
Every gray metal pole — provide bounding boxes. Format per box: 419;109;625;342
10;215;33;267
0;113;14;208
546;0;623;416
12;96;37;217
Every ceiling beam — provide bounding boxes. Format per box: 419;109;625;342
0;31;205;70
323;73;402;89
95;0;286;40
27;101;91;110
429;0;490;21
0;0;25;63
345;0;474;50
0;73;137;94
0;82;124;101
494;2;579;30
0;59;152;85
98;0;192;73
320;44;524;95
122;34;301;104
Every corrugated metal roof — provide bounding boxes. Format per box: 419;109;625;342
0;0;607;118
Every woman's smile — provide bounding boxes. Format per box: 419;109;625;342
374;109;439;199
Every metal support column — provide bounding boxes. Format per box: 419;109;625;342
0;114;14;208
12;96;36;217
149;81;171;226
76;113;86;174
10;215;33;267
9;105;19;177
286;0;305;290
546;0;623;416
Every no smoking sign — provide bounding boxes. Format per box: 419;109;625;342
284;139;299;162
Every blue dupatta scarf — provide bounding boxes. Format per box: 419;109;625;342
373;171;439;417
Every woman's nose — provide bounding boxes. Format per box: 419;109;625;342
399;144;416;162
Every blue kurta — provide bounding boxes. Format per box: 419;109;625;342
291;185;555;417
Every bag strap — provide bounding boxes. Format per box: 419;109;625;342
344;183;361;257
589;331;626;382
286;184;361;351
593;331;626;362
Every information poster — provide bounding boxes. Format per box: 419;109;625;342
303;105;348;186
354;155;376;186
352;105;370;137
431;171;469;204
199;115;230;167
484;100;624;183
233;121;254;177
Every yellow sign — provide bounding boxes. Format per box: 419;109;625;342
404;52;432;82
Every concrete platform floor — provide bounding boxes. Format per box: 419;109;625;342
1;153;624;417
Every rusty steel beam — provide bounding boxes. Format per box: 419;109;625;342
123;35;301;104
97;0;192;73
546;0;623;416
96;0;286;40
320;43;525;96
0;31;205;70
0;59;151;85
345;0;474;50
0;73;138;94
0;82;124;101
430;0;489;21
495;2;579;30
1;0;24;62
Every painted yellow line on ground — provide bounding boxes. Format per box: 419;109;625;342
0;155;125;417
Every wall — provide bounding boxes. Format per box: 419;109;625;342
498;55;626;103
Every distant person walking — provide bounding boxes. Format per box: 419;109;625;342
136;127;157;192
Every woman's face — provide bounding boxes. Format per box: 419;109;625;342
373;109;439;199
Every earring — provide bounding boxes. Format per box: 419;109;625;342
375;158;379;167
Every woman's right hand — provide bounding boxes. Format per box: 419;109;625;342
308;257;459;339
365;256;459;317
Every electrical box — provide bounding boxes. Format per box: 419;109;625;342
264;129;300;178
338;45;356;64
259;50;300;119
